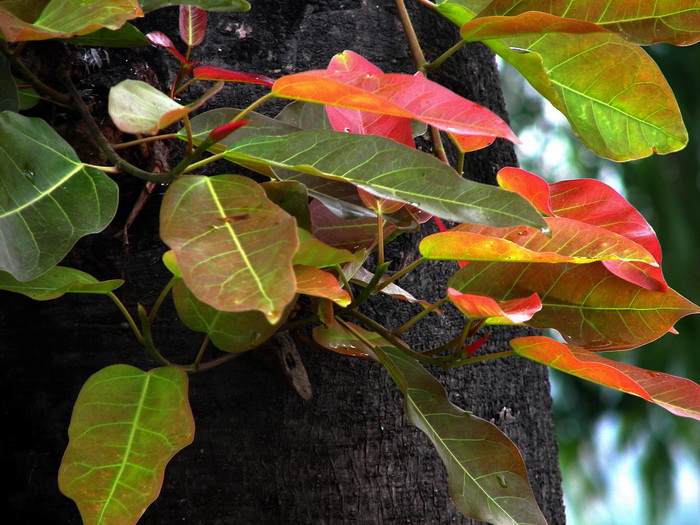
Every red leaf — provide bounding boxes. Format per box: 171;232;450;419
272;56;519;143
146;31;190;65
207;120;250;142
461;332;491;358
511;336;700;420
193;66;275;87
179;5;207;47
448;289;541;324
496;167;553;216
357;187;405;215
324;51;415;147
294;265;351;307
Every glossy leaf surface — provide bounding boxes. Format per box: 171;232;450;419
145;31;189;63
139;0;249;12
222;130;546;229
63;23;149;47
0;266;122;300
0;111;118;281
449;260;700;350
179;5;206;46
272;66;519;143
310;200;395;252
160;175;298;323
0;0;142;42
313;321;383;360
59;365;194;525
475;0;700;46
448;288;541;324
109;79;192;134
293;229;357;268
294;265;351;306
193;66;274;87
511;336;700;420
172;279;286;352
376;346;546;524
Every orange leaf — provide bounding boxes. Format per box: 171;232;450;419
294;265;351;306
448;289;541;324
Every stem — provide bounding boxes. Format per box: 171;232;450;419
393;0;428;71
415;0;436;7
336;264;355;303
137;304;173;367
444;350;515;369
349;261;391;309
183;151;228;172
377;214;386;267
193;334;211;368
148;277;176;325
191;352;240;373
182;114;194;155
426;40;467;71
108;292;144;344
235;92;273;121
453;320;474;356
429;126;449;164
112;133;179;150
393;296;449;335
377;256;426;291
457;151;465;176
85;164;120;174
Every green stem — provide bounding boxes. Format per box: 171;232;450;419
148;277;176;325
182;114;194;155
349;261;391;309
426;40;467;71
112;133;180;150
376;256;426;291
429;126;449;164
336;263;355;303
193;334;211;368
444;350;515;369
108;292;143;344
393;296;449;335
137;304;173;367
393;0;429;72
183;151;228;173
377;214;386;267
234;92;274;121
453;319;474;356
85;164;120;174
191;352;240;373
457;151;465;176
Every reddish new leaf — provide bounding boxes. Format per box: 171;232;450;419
420;217;656;265
193;65;274;87
207;120;250;142
496;167;553;216
272;60;519;143
179;5;206;47
448;288;541;324
294;265;351;307
511;336;700;420
449;261;700;350
146;31;189;64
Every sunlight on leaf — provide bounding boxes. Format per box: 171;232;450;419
448;288;541;324
511;336;700;420
59;365;194;525
376;346;547;524
294;265;351;306
0;266;122;300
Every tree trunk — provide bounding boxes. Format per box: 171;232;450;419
1;1;565;523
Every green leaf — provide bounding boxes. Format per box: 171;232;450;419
0;53;19;111
475;0;700;46
457;13;688;160
172;278;290;352
160;175;299;323
261;180;312;232
15;77;39;110
0;0;142;42
0;111;118;281
59;365;194;525
376;346;547;524
293;228;357;268
276;100;333;130
0;266;122;299
294;264;351;306
139;0;250;12
221;130;547;229
108;79;193;134
63;23;149;47
449;260;700;350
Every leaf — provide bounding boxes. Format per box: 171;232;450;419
0;111;118;281
511;336;700;420
58;365;194;525
63;23;149;47
108;79;194;134
475;0;700;46
0;0;143;42
139;0;250;12
193;65;274;86
310;200;396;252
179;5;206;46
449;260;700;350
294;264;351;306
312;321;384;360
420;216;657;265
145;31;190;64
351;267;432;308
458;13;688;160
172;279;289;353
221;130;546;229
0;266;122;300
16;78;39;110
276;100;333;130
160;175;298;323
376;346;547;524
0;53;19;111
448;288;541;324
293;228;357;268
261;180;312;231
272;63;519;143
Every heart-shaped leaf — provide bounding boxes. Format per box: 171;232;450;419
420;216;656;265
272;62;519;143
448;288;541;324
449;260;700;350
294;264;351;306
511;336;700;420
0;0;142;42
160;175;298;323
0;111;118;281
179;5;206;46
221;130;546;229
376;346;547;524
0;266;122;300
475;0;700;46
458;13;688;160
109;79;194;134
58;365;194;525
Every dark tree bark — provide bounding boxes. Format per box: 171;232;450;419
1;1;565;524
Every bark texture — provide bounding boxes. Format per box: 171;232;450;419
1;1;565;523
